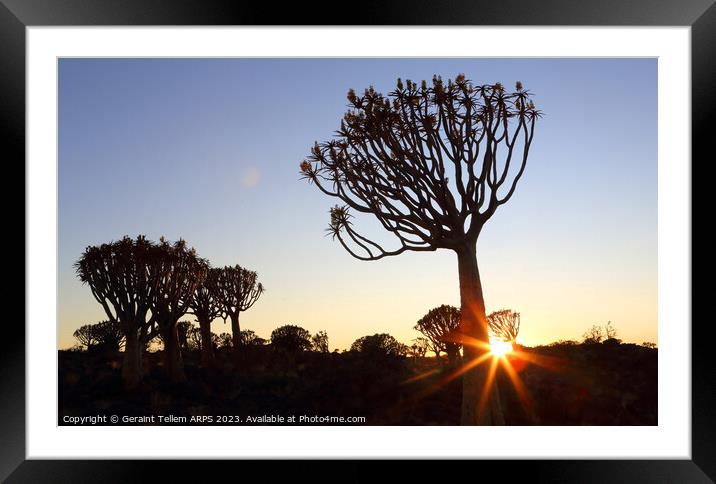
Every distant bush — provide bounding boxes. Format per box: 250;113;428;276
351;333;408;358
240;330;267;346
271;324;312;352
217;332;233;348
548;339;579;347
641;341;657;349
583;321;619;345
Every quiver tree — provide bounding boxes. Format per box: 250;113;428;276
189;267;222;366
487;309;520;344
414;304;462;363
92;320;124;352
215;265;264;357
147;238;207;382
73;320;123;352
73;324;98;351
410;337;429;358
75;236;157;388
301;75;540;425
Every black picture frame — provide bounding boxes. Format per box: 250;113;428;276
4;0;712;481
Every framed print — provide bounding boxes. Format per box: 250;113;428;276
5;0;714;481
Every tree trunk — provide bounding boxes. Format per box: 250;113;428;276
121;328;142;389
161;323;186;383
230;312;242;356
198;317;214;367
457;243;505;425
446;345;460;366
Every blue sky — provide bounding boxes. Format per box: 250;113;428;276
58;58;657;350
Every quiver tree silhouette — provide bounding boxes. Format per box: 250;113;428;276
73;324;98;351
414;304;462;363
189;267;222;366
270;324;312;353
91;320;124;352
147;238;207;383
487;309;520;344
75;235;159;388
301;75;540;425
410;337;429;358
215;265;264;358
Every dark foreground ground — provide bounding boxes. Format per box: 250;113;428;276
58;342;657;425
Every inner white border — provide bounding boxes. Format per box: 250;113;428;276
27;27;691;459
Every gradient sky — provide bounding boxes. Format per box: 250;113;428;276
58;58;657;351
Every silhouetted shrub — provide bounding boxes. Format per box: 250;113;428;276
270;324;312;352
602;337;622;346
350;333;408;358
240;330;267;346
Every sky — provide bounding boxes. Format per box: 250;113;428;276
58;58;657;351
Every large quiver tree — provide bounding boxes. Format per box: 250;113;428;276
215;265;264;357
147;238;207;382
75;235;156;389
301;75;540;425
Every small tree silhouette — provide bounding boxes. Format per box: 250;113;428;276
270;324;312;353
239;329;266;346
301;75;540;424
604;320;618;339
215;265;264;357
582;324;604;344
350;333;408;358
410;337;429;358
414;305;462;363
311;330;330;353
73;324;98;351
91;320;124;352
189;267;222;366
487;309;521;343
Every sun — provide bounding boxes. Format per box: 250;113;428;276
489;338;513;358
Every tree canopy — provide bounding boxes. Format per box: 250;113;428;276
301;75;541;260
414;304;462;359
